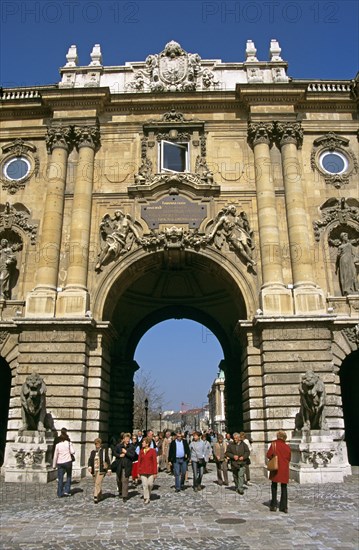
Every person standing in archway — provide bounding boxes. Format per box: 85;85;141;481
168;429;190;492
226;432;249;495
138;436;157;504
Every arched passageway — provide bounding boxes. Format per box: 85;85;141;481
98;249;251;438
340;350;359;466
0;357;12;466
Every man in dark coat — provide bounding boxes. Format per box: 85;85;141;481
113;432;136;501
225;431;250;495
168;429;190;492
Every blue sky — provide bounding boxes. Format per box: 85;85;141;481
1;0;358;409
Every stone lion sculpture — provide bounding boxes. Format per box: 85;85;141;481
20;373;47;433
295;370;328;431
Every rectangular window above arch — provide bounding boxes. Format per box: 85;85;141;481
160;140;189;173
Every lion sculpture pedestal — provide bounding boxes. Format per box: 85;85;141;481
289;371;351;483
5;430;57;483
4;374;56;483
289;429;351;484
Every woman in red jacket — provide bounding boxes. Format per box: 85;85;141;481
266;430;291;513
138;436;158;504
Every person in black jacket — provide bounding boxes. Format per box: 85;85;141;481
225;431;250;495
113;432;136;502
87;438;110;503
168;429;190;492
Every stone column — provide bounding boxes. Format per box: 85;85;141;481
276;122;325;313
57;124;100;316
248;122;292;314
26;125;73;316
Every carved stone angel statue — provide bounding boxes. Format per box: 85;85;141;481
95;210;141;272
207;205;256;268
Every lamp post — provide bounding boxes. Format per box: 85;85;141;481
144;398;148;433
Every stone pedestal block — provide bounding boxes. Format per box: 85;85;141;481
4;431;57;483
25;290;57;317
260;286;293;315
293;286;326;314
56;289;90;317
289;430;351;484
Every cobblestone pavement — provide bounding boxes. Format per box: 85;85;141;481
1;465;358;550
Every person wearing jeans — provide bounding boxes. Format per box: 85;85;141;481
138;436;157;504
52;430;75;498
168;429;190;492
189;431;206;491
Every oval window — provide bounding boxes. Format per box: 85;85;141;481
319;151;348;175
3;157;31;180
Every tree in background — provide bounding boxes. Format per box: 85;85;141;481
133;371;165;431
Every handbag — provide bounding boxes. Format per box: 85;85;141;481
267;442;278;471
69;442;75;462
110;458;119;473
197;458;206;467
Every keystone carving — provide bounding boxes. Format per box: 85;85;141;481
126;41;219;93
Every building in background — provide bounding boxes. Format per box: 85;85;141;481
208;365;226;434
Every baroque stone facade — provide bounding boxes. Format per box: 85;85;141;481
0;40;358;478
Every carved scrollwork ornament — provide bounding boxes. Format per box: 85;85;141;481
0;202;38;245
74;125;101;151
312;197;359;241
275;122;303;149
46;125;74;153
342;325;359;349
1;139;39;194
247;122;275;148
0;331;9;345
310;132;358;189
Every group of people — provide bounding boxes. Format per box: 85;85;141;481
52;427;291;513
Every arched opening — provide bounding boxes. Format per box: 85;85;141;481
100;249;251;440
0;357;12;466
133;319;224;431
340;350;359;465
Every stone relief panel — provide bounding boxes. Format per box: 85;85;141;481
95;202;256;273
126;41;219;93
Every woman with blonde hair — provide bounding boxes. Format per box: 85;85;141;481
266;430;291;513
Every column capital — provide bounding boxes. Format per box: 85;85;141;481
46;124;73;153
247;122;275;148
275;121;303;149
74;124;101;151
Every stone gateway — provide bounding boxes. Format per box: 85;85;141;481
0;40;358;479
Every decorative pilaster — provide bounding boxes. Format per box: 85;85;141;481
276;122;325;313
26;125;73;317
248;122;293;314
57;124;100;317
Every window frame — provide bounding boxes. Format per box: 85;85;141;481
159;140;189;173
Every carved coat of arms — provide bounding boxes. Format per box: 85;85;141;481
127;41;218;93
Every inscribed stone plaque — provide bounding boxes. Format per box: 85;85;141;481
141;195;207;229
